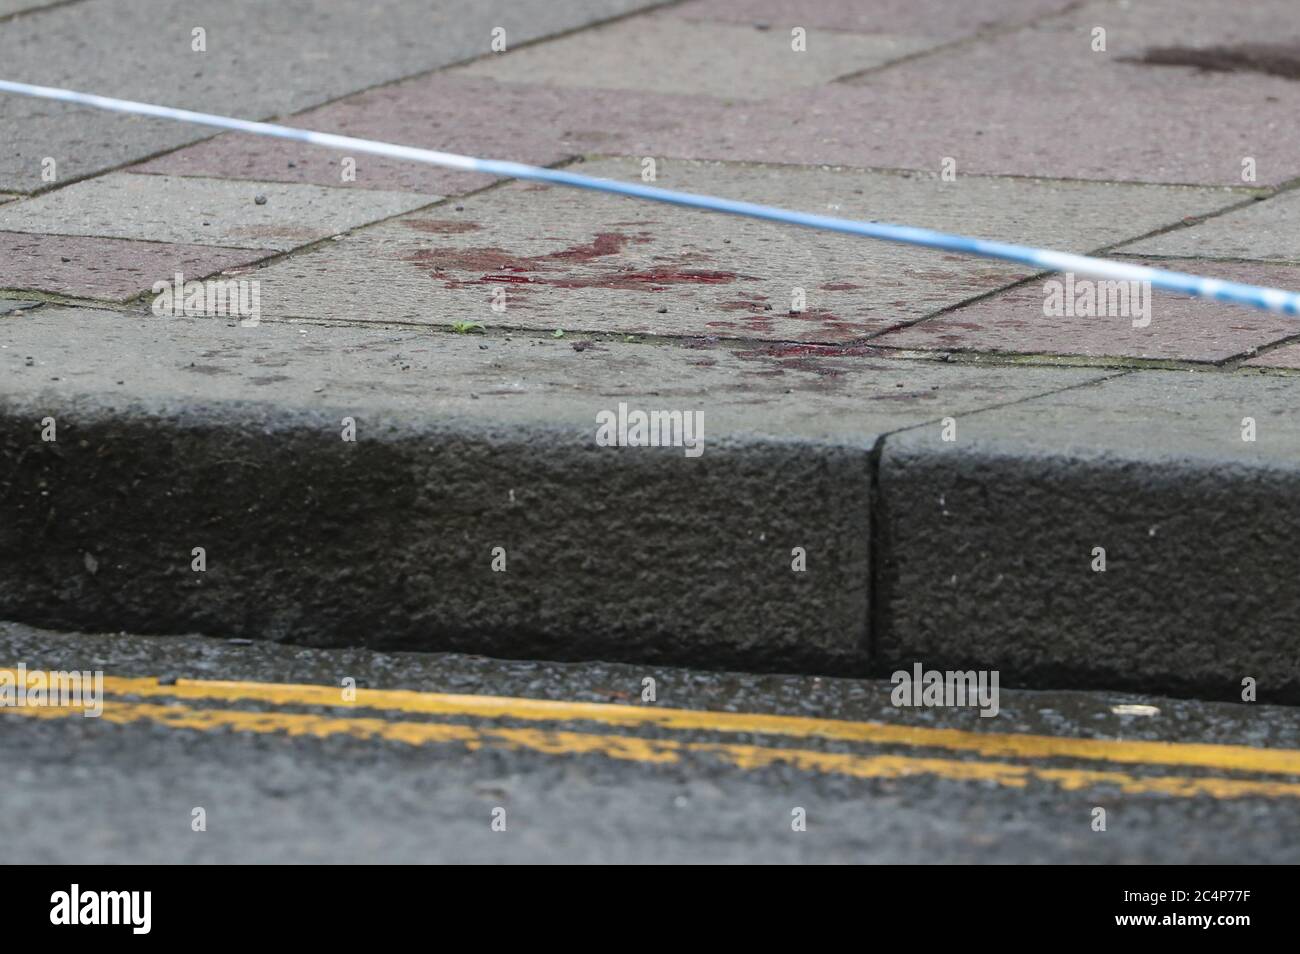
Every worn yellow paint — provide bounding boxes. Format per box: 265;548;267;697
56;672;1300;778
10;697;1300;800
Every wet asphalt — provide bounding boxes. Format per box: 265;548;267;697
1;620;1297;864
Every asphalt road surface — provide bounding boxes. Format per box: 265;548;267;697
2;620;1297;864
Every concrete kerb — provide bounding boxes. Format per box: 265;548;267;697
0;395;874;673
876;369;1300;703
6;307;1295;699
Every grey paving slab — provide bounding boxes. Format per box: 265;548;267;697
673;0;1075;40
451;14;933;100
0;231;272;300
0;0;660;192
1119;191;1300;263
0;299;39;315
726;0;1300;186
0;306;1107;674
0;174;437;251
873;258;1300;363
878;369;1300;700
249;158;1240;341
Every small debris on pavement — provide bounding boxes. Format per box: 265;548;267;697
1112;704;1161;717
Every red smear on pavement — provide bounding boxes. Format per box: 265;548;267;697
405;231;750;291
413;247;536;273
548;269;744;290
782;308;880;336
733;341;886;377
719;292;771;312
549;231;648;262
481;273;541;284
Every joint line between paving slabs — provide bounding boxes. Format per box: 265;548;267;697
830;0;1095;86
860;189;1286;346
1224;329;1300;370
105;154;594;314
0;0;82;26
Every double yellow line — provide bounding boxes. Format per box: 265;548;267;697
6;670;1300;799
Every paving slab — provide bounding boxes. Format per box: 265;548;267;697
0;299;39;315
873;258;1300;363
451;14;932;100
878;369;1300;701
1242;343;1300;371
719;0;1300;185
1119;190;1300;262
133;76;587;196
0;307;1107;674
0;0;659;192
0;174;437;251
0;231;272;300
130;75;781;195
673;0;1075;41
248;158;1240;341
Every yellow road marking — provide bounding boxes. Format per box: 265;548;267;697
10;698;1300;800
62;673;1300;778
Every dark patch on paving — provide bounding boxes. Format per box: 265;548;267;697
1128;43;1300;81
792;1;1300;186
733;342;889;378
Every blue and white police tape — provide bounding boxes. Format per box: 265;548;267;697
2;78;1296;316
